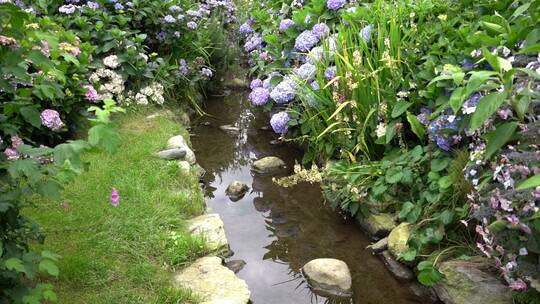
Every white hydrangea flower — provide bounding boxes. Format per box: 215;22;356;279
103;54;120;69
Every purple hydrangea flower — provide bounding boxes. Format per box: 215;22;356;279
244;34;263;52
360;24;372;42
239;22;252;34
84;85;99;102
59;4;77;14
201;68;213;78
40;109;64;131
249;87;270;106
312;23;330;39
294;30;319;52
87;1;99;9
169;5;181;12
462;92;481;114
416;107;431;125
433;135;450;151
270;78;296;104
327;0;346;10
310;80;320;91
179;59;189;76
279;19;295;32
114;3;124;10
250;79;263;89
325;66;337;80
187;21;197;30
295;63;316;80
164;15;176;23
270;111;290;134
4;147;20;160
157;31;166;41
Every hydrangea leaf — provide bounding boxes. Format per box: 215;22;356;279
469;91;507;130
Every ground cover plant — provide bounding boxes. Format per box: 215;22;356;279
1;0;235;302
240;0;540;301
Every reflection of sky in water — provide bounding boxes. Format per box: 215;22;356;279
192;93;417;304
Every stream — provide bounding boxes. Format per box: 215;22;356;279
191;91;419;304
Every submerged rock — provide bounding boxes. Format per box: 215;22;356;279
252;156;285;174
157;148;187;160
380;250;414;281
433;258;512;304
220;124;241;134
174;256;250;304
388;223;411;258
226;181;249;201
187;214;229;252
408;282;439;304
225;259;247;273
302;258;352;298
358;213;396;239
367;237;388;254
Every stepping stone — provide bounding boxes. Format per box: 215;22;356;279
157;148;186;160
187;214;228;251
367;237;388;254
380;250;414;281
302;258;352;298
226;181;249;201
225;259;246;273
252;156;285;174
174;256;250;304
167;135;196;164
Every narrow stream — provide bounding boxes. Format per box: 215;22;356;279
191;91;419;304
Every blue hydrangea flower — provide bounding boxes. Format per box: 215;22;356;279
462;92;481;114
114;3;124;10
179;59;189;76
360;24;372;42
416;107;431;125
250;79;263;89
249;87;270;106
325;66;337;80
187;21;197;30
164;15;176;23
327;0;346;10
270;111;290;134
461;59;475;70
244;34;263;52
295;63;316;81
157;31;166;41
312;23;330;39
279;19;295;32
433;134;450;151
87;1;99;9
270;78;296;104
310;80;320;91
239;22;252;34
169;5;181;12
59;4;77;14
295;30;319;52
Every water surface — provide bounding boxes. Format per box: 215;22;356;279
191;92;418;304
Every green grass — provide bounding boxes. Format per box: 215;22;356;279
27;109;208;304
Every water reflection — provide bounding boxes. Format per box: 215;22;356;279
191;93;418;304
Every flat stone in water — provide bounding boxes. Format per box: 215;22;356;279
174;256;250;304
225;259;247;273
187;214;229;252
220;124;241;134
157;148;186;160
252;156;285;174
302;258;352;298
226;181;249;201
367;237;388;254
380;250;414;281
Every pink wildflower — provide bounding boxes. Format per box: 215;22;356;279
110;188;120;207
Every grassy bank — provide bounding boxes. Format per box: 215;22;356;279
27;109;207;303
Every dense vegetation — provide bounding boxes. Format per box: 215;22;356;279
0;0;234;302
240;0;540;300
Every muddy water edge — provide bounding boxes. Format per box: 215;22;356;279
190;91;421;304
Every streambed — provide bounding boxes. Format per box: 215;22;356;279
191;91;419;304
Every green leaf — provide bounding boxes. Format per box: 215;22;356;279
391;100;412;118
431;158;450;172
43;290;57;302
39;259;59;277
469;92;507;130
439;210;454;225
20;106;42;128
483;122;517;159
385;168;403;184
517;174;540;190
488;220;508;233
510;2;531;20
5;258;25;273
448;88;465;114
418;267;444;286
465;71;497;97
406;111;425;141
438;176;452;189
88;124;121;153
8;159;41;180
480;21;506;34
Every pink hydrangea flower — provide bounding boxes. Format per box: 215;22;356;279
84;85;99;102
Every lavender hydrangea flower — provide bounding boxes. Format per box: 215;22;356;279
433;134;450;151
164;15;176;23
312;23;330;39
114;3;124;10
244;34;263;52
249;87;270;106
179;59;189;76
325;66;337;80
294;63;316;81
250;79;263;89
270;111;290;134
59;4;77;14
416;107;431;125
239;22;252;34
360;24;372;42
87;1;99;9
461;59;475;70
462;92;481;114
279;19;294;32
201;68;213;78
40;109;64;131
187;21;197;30
156;31;166;41
310;80;320;91
169;5;181;12
327;0;346;10
270;78;296;104
84;85;99;102
294;30;319;52
4;147;19;160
